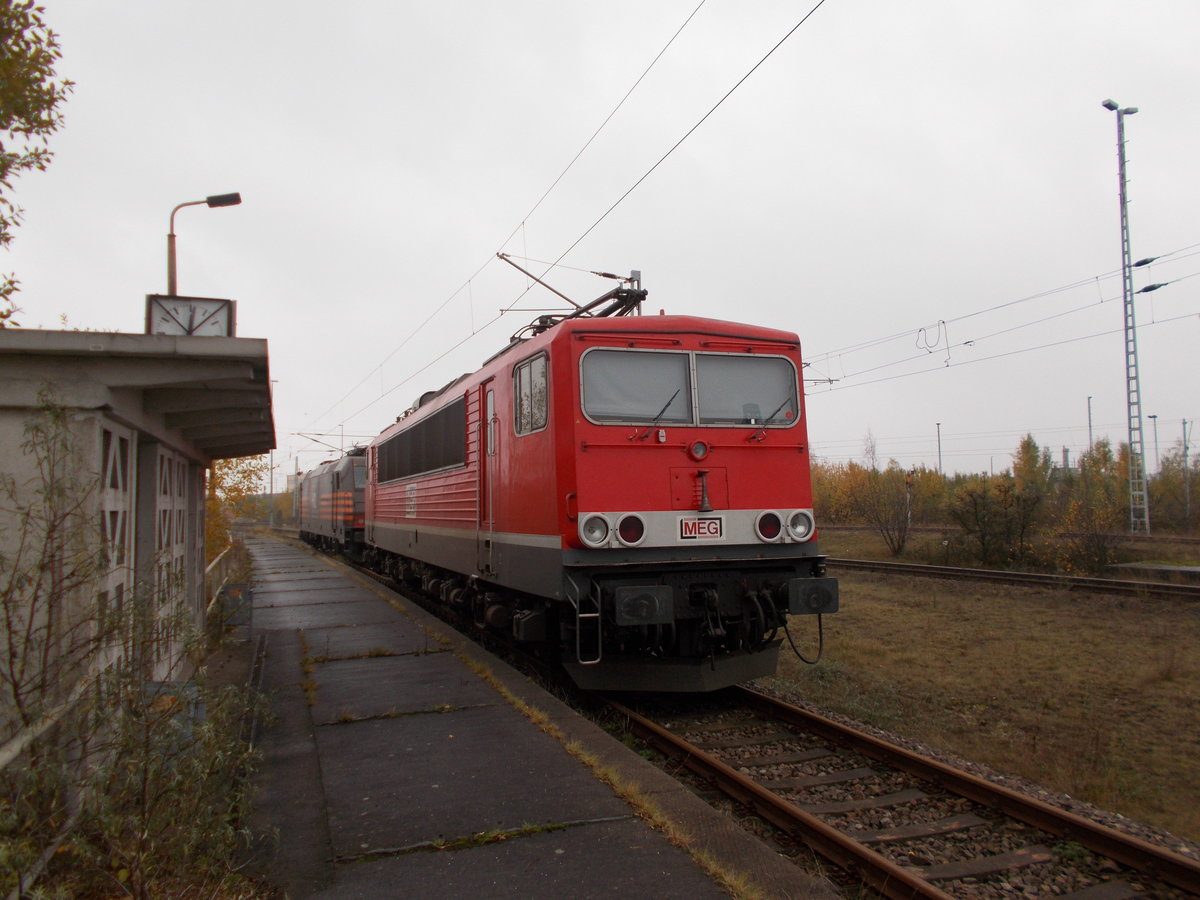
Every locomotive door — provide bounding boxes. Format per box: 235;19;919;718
478;381;497;575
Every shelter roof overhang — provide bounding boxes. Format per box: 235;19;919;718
0;329;275;463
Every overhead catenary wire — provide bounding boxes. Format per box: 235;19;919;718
499;0;710;247
300;7;1196;469
809;308;1200;395
507;0;833;305
308;0;836;438
807;241;1200;367
802;249;1200;389
301;3;710;436
825;293;1139;383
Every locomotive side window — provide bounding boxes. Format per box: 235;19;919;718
581;349;692;424
377;396;467;482
514;353;548;435
696;354;798;426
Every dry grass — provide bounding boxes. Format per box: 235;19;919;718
765;570;1200;841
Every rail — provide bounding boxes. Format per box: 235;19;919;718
821;524;1200;546
609;688;1200;898
827;557;1200;599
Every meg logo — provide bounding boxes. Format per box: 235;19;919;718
678;516;724;541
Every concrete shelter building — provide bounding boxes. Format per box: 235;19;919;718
0;328;274;691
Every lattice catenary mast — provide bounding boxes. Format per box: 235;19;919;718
1102;98;1150;534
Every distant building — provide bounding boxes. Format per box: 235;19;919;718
1050;446;1080;482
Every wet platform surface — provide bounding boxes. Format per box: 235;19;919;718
240;534;839;899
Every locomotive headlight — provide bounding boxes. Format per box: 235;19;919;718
580;514;611;547
616;514;646;546
687;440;710;461
786;509;816;542
755;511;783;542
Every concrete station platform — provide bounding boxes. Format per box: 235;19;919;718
234;534;838;899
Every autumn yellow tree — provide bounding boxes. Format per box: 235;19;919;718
0;2;74;323
271;489;294;525
1148;443;1198;533
204;455;267;564
1057;439;1125;573
810;460;857;524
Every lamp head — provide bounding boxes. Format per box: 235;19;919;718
1102;99;1119;111
205;192;242;208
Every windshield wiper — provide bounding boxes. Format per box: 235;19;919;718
635;389;681;440
748;396;793;442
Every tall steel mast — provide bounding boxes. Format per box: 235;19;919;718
1102;98;1150;534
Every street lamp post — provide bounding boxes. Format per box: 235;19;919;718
167;192;242;296
1102;99;1150;534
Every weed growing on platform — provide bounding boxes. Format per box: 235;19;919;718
298;631;319;707
0;397;271;898
452;641;785;899
78;670;267;899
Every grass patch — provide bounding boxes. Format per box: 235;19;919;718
765;572;1200;841
298;630;319;706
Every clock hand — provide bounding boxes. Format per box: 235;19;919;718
193;307;220;331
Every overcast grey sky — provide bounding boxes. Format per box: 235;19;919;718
8;1;1199;480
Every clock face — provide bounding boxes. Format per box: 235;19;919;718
145;295;236;336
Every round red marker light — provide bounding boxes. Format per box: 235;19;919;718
618;515;646;545
756;512;782;541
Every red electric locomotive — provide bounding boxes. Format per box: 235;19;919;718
363;285;838;692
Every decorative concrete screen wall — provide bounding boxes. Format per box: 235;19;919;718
0;328;275;691
97;419;135;665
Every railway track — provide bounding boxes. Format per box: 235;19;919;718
611;688;1200;899
822;526;1200;547
827;558;1200;600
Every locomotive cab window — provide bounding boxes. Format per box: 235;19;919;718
581;349;692;424
696;354;797;425
514;353;548;435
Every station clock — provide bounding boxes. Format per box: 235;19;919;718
145;294;237;336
